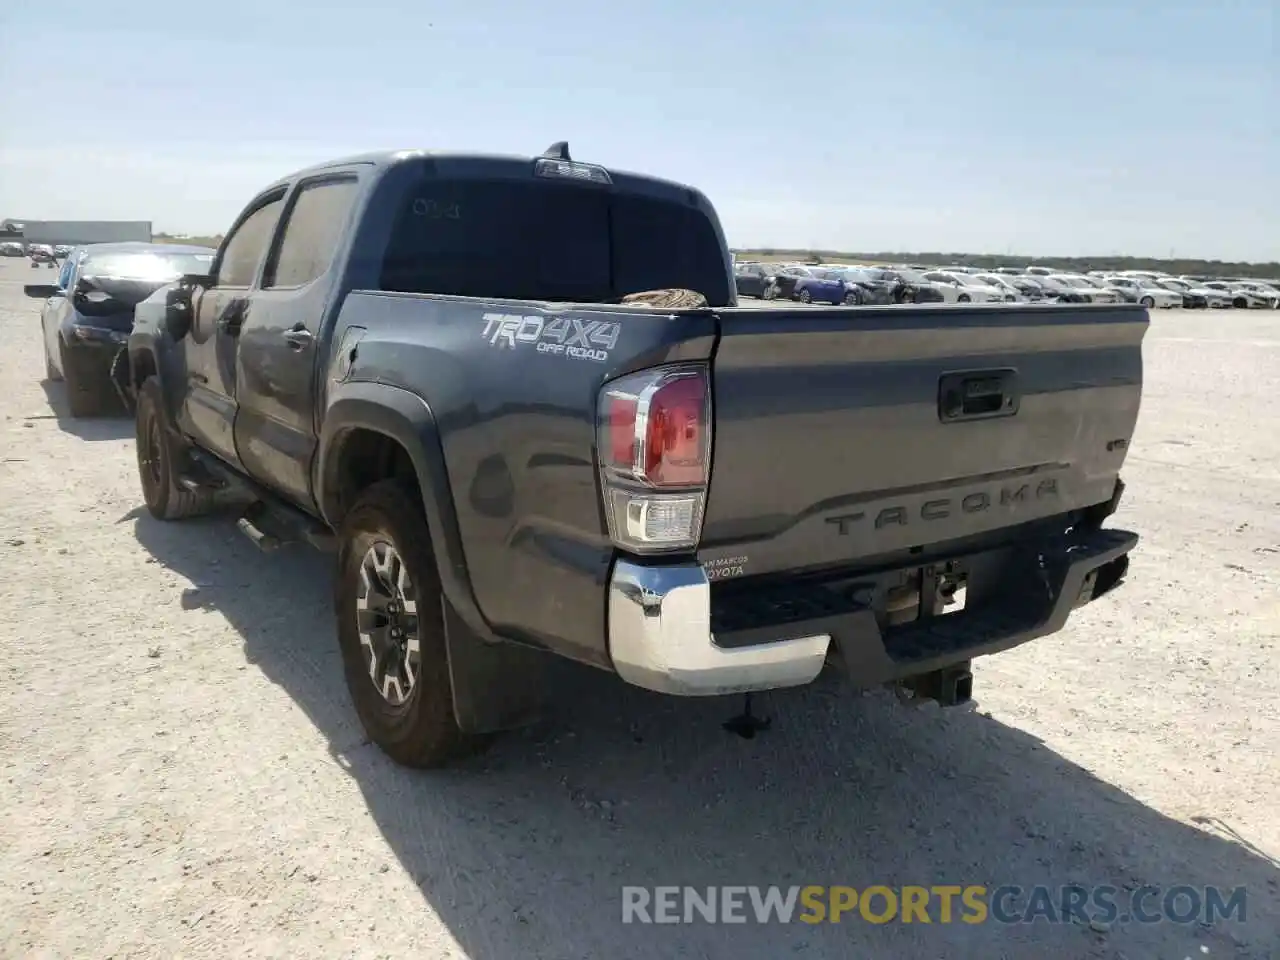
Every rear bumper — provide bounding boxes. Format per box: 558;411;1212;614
608;563;831;695
607;525;1137;697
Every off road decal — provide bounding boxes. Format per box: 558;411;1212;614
480;312;620;363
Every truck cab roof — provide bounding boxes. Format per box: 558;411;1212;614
262;147;708;207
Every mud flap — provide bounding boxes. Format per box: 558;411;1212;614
443;599;550;734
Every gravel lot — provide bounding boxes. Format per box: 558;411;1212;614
1;258;1277;959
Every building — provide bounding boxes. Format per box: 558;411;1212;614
0;219;153;246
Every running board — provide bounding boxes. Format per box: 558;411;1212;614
177;459;228;493
184;449;337;553
235;500;336;553
237;505;282;553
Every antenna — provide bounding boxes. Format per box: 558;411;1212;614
541;141;571;161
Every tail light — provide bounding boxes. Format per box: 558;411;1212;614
597;363;711;554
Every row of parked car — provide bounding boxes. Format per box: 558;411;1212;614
1;241;74;264
733;260;1280;310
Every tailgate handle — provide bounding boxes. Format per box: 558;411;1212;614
939;369;1019;422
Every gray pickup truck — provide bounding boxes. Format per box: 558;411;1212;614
127;143;1144;767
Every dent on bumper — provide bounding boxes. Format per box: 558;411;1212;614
608;560;830;696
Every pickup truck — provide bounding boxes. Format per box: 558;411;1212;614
127;142;1144;767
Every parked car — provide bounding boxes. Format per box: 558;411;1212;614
973;273;1028;302
1034;276;1092;303
1161;278;1232;308
861;268;948;304
763;265;819;301
793;269;861;305
1231;281;1280;309
734;261;775;299
920;271;1007;303
28;243;56;267
1104;276;1182;308
24;242;215;416
818;267;900;305
1046;275;1121;304
124;144;1142;768
1201;281;1273;309
1151;278;1208;309
53;244;73;258
1004;275;1053;301
0;241;24;257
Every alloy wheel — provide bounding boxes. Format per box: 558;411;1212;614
355;541;421;706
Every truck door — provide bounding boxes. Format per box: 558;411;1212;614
178;190;286;468
232;174;361;510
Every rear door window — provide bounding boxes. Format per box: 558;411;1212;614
264;178;359;289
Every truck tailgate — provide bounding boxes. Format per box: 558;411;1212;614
700;304;1146;575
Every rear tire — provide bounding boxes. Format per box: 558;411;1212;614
798;289;813;304
843;290;861;305
1233;297;1248;309
135;377;215;520
1139;296;1155;308
335;480;477;768
957;294;971;303
59;340;107;418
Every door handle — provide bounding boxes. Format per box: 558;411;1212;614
282;325;314;350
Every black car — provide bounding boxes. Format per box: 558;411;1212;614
865;268;948;304
761;265;816;301
25;242;215;416
733;261;776;298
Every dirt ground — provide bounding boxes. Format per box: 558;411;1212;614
0;258;1276;959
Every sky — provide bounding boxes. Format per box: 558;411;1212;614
1;0;1276;261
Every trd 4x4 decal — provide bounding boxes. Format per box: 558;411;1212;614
480;313;620;363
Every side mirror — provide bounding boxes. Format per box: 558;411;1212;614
163;288;194;340
23;284;60;299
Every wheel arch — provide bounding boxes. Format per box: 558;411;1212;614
318;381;492;641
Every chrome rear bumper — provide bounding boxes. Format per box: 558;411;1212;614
607;560;830;696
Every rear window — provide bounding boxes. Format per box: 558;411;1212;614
379;178;730;305
82;251;214;279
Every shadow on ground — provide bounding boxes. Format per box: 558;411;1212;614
131;512;1279;960
35;380;132;441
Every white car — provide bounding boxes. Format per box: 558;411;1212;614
1047;275;1122;304
973;273;1028;301
1200;281;1273;309
920;270;1008;303
1232;282;1280;309
1157;278;1232;309
1104;276;1182;308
